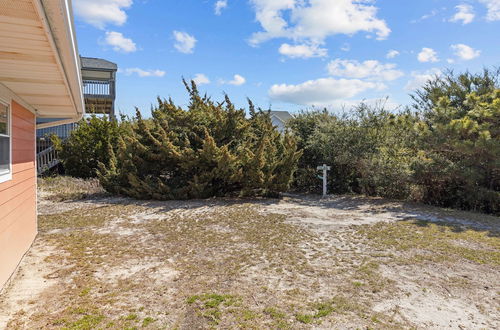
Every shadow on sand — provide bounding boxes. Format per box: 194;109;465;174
63;192;500;238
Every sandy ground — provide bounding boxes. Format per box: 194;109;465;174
264;195;500;329
0;191;499;329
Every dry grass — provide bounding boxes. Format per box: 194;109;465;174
1;177;499;329
37;176;106;201
356;219;500;266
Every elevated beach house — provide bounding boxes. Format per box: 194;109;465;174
270;111;293;133
0;0;84;289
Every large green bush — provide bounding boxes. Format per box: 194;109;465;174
288;69;500;214
98;82;302;200
289;104;417;198
410;70;499;213
53;115;121;179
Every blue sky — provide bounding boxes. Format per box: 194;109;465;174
73;0;500;116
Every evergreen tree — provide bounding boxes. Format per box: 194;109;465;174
288;69;499;214
412;79;500;213
98;81;302;200
53;115;121;178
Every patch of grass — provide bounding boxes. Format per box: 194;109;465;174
240;309;259;321
264;307;290;329
141;317;155;327
38;176;106;201
187;293;240;324
263;307;286;320
295;301;336;324
314;302;335;318
187;293;238;308
295;295;367;325
347;260;394;295
357;220;500;266
186;295;199;304
295;313;314;324
79;288;91;297
63;314;105;330
39;205;135;232
124;313;138;321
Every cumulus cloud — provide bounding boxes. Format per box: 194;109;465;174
215;0;228;15
405;69;441;91
249;0;390;46
417;47;439;63
386;50;400;59
123;68;165;77
451;44;481;60
478;0;500;21
279;43;327;59
73;0;132;29
450;4;475;24
193;74;211;85
220;74;246;86
173;31;197;54
104;31;137;52
327;59;404;81
269;78;385;106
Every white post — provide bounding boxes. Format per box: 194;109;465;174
317;164;331;197
323;164;328;197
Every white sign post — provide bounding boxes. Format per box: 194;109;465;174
317;164;331;197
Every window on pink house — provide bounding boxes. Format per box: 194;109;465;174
0;101;10;176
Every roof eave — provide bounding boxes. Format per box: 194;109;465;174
35;0;84;121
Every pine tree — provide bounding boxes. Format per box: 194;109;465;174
53;115;121;178
98;81;302;200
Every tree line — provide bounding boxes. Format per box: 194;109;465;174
53;70;499;214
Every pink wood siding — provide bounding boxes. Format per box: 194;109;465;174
0;101;37;289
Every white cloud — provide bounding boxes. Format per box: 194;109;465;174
173;31;197;54
123;68;165;77
386;50;400;59
104;31;137;52
279;43;327;59
249;0;390;46
73;0;132;29
269;78;385;106
450;4;475;24
215;0;228;15
451;43;481;60
405;69;441;91
327;59;404;81
417;9;439;22
340;43;351;52
193;73;211;85
223;74;246;86
478;0;500;21
417;47;439;63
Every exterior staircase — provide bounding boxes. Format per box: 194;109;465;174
36;123;75;175
36;57;117;175
37;146;59;174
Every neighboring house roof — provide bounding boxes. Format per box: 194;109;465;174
81;57;118;71
0;0;84;122
270;111;294;123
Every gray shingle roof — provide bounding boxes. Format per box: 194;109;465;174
81;57;118;71
270;111;293;123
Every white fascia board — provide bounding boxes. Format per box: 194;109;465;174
34;0;85;120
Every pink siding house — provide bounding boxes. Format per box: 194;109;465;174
0;0;84;289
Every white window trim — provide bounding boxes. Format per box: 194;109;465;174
0;98;12;184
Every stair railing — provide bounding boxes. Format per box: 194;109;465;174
36;146;60;174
